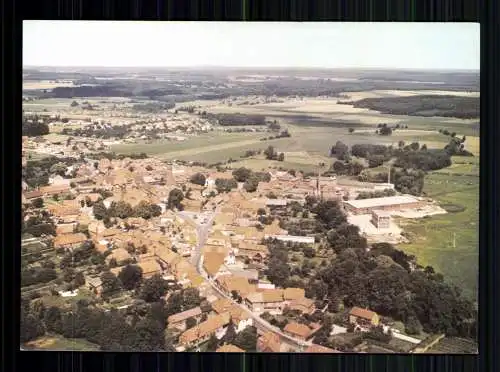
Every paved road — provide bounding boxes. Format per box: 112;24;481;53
178;208;311;351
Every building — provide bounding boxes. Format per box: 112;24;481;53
287;297;316;315
348;307;380;328
283;322;322;341
305;344;340;353
178;312;231;348
265;235;315;245
136;259;163;279
54;233;88;250
371;210;391;229
283;288;306;302
244;289;284;313
86;277;103;296
105;248;132;266
167;306;203;331
210;298;253;333
56;223;77;235
216;344;245;353
343;195;423;215
257;331;282;352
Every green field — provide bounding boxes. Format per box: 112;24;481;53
25;334;100;351
397;156;479;301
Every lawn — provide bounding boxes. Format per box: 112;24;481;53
396;161;479;301
25;334;100;351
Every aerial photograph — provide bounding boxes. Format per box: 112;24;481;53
21;21;479;353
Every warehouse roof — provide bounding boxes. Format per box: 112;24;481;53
344;195;420;209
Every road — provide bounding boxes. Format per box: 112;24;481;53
177;207;312;352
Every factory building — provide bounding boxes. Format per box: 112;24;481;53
343;195;424;215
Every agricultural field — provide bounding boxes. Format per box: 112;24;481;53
397;156;479;301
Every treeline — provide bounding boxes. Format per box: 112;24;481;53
205;113;267;126
86;152;148;161
340;95;479;119
93;200;161;222
132;102;175;113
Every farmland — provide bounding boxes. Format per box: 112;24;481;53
24;334;100;351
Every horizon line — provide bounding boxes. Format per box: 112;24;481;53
23;65;480;72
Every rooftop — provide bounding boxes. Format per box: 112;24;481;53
344;195;420;209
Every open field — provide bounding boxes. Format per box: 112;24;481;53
23;81;77;90
25;334;100;351
397;159;479;301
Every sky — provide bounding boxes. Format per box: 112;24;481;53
23;22;479;70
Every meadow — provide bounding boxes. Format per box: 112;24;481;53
397;156;479;301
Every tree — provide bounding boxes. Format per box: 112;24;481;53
32;197;44;209
110;201;134;219
348;128;355;133
215;178;238;193
118;264;143;290
100;271;122;296
405;315;423;335
233;326;257;352
379;126;393;136
257;208;266;216
183;287;202;309
186;317;197;329
330;141;349;160
74;271;86;287
71;100;79;107
420;144;428;151
139;274;167;303
243;176;259;193
133;201;162;219
145;165;153;171
20;310;45;343
223;319;237;344
409;142;420;151
205;334;220;352
264;146;277;160
92;200;108;220
232;167;253;182
190;173;206;186
277;153;285;162
168;189;184;210
43;306;63;334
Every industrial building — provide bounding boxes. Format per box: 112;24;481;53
343;195;424;215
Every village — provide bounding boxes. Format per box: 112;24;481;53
20;132;469;353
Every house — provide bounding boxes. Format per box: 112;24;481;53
348;307;380;328
167;306;203;331
209;299;253;332
283;322;321;341
56;223;77;235
105;248;132;266
178;312;231;348
305;344;340;353
287;297;316;315
215;276;256;299
244;289;284;313
54;233;88;250
257;331;282;352
283;288;306;302
39;184;71;196
136;259;163;279
216;344;245;353
86;276;103;296
203;251;226;278
24;190;44;200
